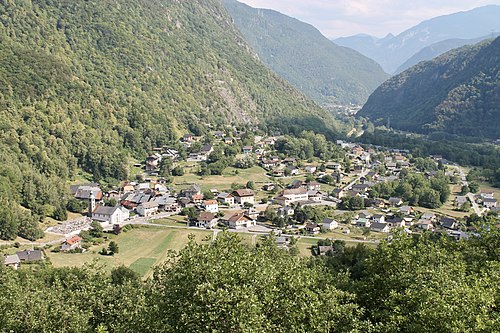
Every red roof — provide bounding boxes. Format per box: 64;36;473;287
65;235;82;245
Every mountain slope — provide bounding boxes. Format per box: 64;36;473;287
0;0;338;236
395;34;498;73
335;5;500;73
223;0;388;105
358;37;500;139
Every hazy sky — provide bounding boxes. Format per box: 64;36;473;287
237;0;499;38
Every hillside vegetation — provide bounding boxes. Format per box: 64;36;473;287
0;0;339;239
224;0;388;106
358;37;500;139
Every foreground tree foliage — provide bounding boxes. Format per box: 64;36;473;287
145;233;368;332
0;229;499;332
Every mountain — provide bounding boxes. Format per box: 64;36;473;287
0;0;339;237
335;5;500;73
395;34;499;73
358;37;500;139
223;0;388;106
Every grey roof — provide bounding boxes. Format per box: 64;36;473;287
4;254;20;265
16;250;43;262
93;206;119;215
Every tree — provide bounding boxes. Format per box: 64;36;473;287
468;181;480;193
459;185;470;195
108;241;119;255
90;221;104;238
172;166;184;176
246;181;255;190
111;266;140;285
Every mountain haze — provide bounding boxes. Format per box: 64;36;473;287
335;5;500;73
358;37;500;139
0;0;338;231
224;0;388;105
394;35;499;74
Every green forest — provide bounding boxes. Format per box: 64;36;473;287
358;37;500;139
0;0;341;239
1;228;499;332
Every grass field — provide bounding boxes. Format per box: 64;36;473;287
49;227;213;278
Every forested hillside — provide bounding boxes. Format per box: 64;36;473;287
0;0;339;239
1;229;499;332
358;37;500;139
223;0;388;106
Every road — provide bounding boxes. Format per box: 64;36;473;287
457;166;485;216
342;168;370;191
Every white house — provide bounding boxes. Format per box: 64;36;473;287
61;235;82;252
195;212;218;229
221;212;256;229
217;192;235;206
322;218;338;230
137;201;159;217
92;206;129;225
202;200;219;213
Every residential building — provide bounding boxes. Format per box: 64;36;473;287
232;189;255;206
203;200;219;213
61;236;82;252
3;254;20;269
322;218;338;230
370;222;390;233
221;212;255;229
217;192;235;206
16;249;44;262
195;212;218;229
137;201;159;217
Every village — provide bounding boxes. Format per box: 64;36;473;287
3;129;499;272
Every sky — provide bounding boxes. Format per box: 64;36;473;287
237;0;499;38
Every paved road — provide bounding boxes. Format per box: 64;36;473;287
342;168;370;191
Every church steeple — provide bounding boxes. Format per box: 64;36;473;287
88;191;96;216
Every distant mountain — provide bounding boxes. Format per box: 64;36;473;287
358;37;500;139
223;0;388;105
335;5;500;73
395;34;499;73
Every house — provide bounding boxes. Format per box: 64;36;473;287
163;197;179;213
318;246;333;255
440;217;458;230
92;206;130;225
232;189;255;206
245;207;259;220
181;133;194;143
180;184;201;199
275;188;309;206
290;180;304;189
322;218;338;230
306;181;321;191
200;145;214;156
454;196;468;207
262;183;276;191
145;153;162;171
137;201;159;217
326;163;342;171
305;165;317;174
223;137;234;145
277;236;291;248
400;206;414;215
221;212;256;229
61;235;82;252
122;183;135;193
483;198;497;208
217;192;235;206
72;184;103;202
351;184;370;194
272;169;285;177
479;191;495;200
415;219;434;230
242;146;253;154
356;218;371;228
307;190;323;202
358;212;372;220
421;213;437;222
195;212;218;229
370;222;390;233
16;249;44;262
386;217;405;228
305;223;321;234
371;214;386;224
3;254;20;269
388;197;403;206
332;188;345;199
285;165;300;176
277;206;294;217
202;200;219;213
192;194;204;205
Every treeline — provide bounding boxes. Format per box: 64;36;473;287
1;227;499;332
371;170;451;208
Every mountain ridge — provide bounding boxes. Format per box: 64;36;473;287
223;0;388;106
358;37;500;139
334;5;500;73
